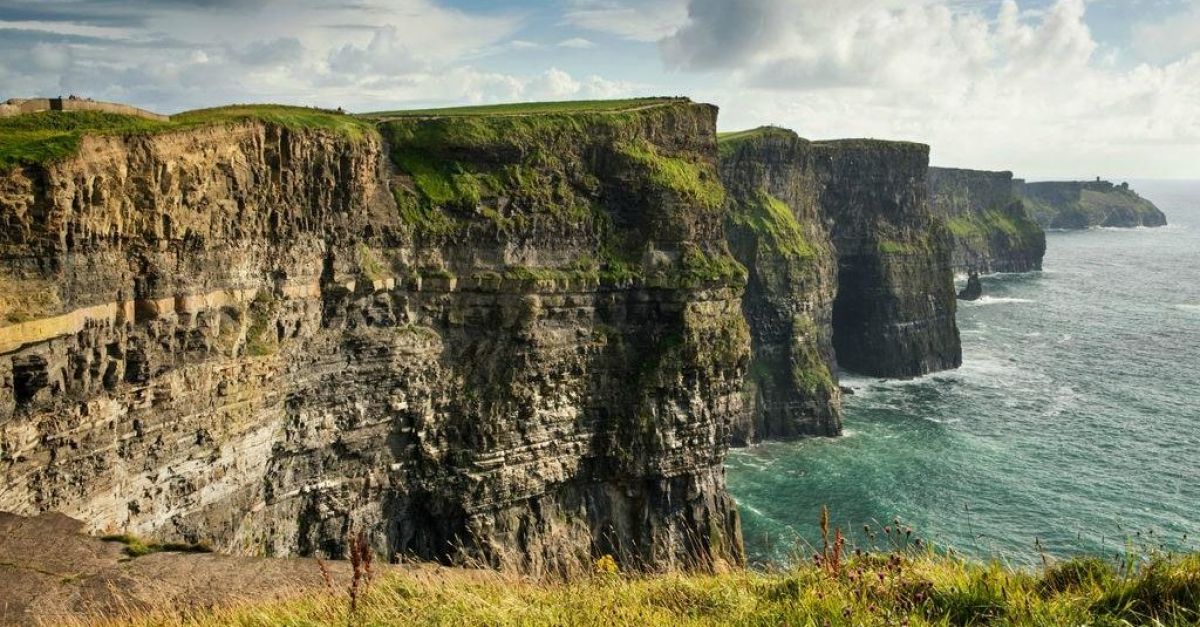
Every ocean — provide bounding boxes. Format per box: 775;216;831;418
727;179;1200;568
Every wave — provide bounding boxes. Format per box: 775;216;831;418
1174;303;1200;313
965;296;1034;305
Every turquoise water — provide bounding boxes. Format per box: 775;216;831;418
728;180;1200;568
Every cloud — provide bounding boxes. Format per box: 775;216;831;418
663;0;1199;178
557;37;596;49
1131;0;1200;63
0;0;524;112
564;0;688;42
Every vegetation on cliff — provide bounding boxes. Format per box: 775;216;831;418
377;98;739;288
364;97;686;118
0;105;375;170
1018;180;1167;229
102;548;1200;626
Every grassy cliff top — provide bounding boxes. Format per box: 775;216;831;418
0;105;375;170
102;549;1200;626
363;97;691;119
718;126;928;153
718;126;799;144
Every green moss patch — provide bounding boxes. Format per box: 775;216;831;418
727;191;815;260
100;533;211;559
617;140;725;211
0;106;376;170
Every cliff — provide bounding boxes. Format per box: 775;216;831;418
928;167;1046;273
1016;179;1167;229
816;140;961;378
0;100;748;574
719;128;841;443
718;128;961;442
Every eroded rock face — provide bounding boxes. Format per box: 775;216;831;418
928;167;1046;274
719;129;841;443
0;103;748;574
816;141;962;379
718;129;961;443
1016;179;1167;229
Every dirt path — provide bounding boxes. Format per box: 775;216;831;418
0;512;368;626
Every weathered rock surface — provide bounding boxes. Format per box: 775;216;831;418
0;101;748;574
818;140;962;379
1016;179;1167;229
719;128;840;443
957;272;983;301
0;511;370;626
718;128;961;442
928;167;1045;274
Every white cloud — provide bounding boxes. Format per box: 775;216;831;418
564;0;689;42
660;0;1200;178
557;37;596;49
1131;0;1200;63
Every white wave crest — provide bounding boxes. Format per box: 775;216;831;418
965;296;1034;305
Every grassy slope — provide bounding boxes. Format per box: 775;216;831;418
361;97;687;119
102;549;1200;626
0;105;376;170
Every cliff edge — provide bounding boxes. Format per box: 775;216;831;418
929;167;1046;274
719;128;961;443
1016;179;1167;229
0;100;747;574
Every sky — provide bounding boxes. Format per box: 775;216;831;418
1;0;1197;179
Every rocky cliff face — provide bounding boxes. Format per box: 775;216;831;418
1016;179;1167;229
718;129;961;442
0;101;748;574
817;140;961;379
719;129;840;443
928;167;1046;273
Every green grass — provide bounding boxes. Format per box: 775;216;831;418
100;533;212;559
100;550;1200;626
727;191;816;260
878;240;918;254
0;105;376;170
362;97;687;119
617;139;726;211
946;206;1042;245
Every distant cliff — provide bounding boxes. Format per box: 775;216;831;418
720;128;961;443
0;100;747;573
929;167;1046;273
1016;179;1167;229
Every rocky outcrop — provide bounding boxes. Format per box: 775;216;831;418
818;140;961;379
719;128;841;443
928;167;1045;273
957;272;982;301
718;128;961;442
1016;179;1167;229
0;101;748;574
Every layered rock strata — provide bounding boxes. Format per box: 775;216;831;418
719;129;840;443
0;101;748;574
719;128;961;442
1016;179;1167;229
928;167;1046;273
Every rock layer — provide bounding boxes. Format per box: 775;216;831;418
719;128;961;442
1016;179;1167;229
819;141;961;379
928;167;1046;273
0;102;748;574
719;129;841;443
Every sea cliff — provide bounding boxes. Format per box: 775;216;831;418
1016;179;1167;229
720;128;961;443
929;167;1046;273
0;100;747;573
